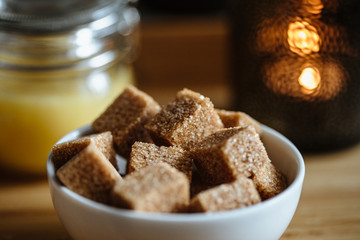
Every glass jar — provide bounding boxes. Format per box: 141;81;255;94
228;0;360;152
0;0;139;173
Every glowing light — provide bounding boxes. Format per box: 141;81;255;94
302;0;324;15
298;66;320;93
288;20;320;56
73;28;101;58
86;72;110;95
75;28;93;45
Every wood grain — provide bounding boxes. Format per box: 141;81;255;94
282;145;360;240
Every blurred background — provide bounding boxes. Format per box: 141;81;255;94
134;0;229;108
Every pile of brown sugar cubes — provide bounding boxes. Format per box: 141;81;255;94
52;85;287;213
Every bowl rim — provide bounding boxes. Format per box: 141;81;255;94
47;124;305;223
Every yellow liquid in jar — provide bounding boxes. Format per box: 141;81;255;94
0;65;134;174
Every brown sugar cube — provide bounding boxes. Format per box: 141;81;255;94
56;142;122;204
216;109;262;135
191;126;271;185
92;85;161;158
129;142;193;182
111;163;190;213
252;162;287;200
51;131;116;171
145;88;223;150
189;176;261;213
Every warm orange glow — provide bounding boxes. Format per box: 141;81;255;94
298;66;321;93
255;0;346;101
263;57;345;101
302;0;324;15
288;20;320;56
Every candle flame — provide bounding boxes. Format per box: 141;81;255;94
288;20;320;56
298;66;320;93
302;0;324;15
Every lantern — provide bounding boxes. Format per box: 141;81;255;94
228;0;360;151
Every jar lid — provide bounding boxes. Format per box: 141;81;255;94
0;0;126;32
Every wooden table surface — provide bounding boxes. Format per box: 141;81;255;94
1;15;360;240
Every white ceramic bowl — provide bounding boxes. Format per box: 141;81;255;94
47;125;305;240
